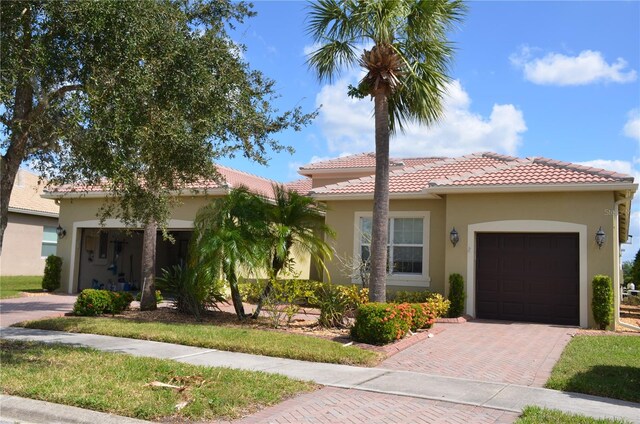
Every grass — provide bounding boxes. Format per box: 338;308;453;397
546;335;640;403
515;406;630;424
0;275;43;299
18;316;381;366
0;339;315;421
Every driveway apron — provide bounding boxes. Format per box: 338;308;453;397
0;294;77;327
382;320;577;387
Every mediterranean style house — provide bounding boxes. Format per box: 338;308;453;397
291;152;636;329
46;152;636;329
1;169;60;276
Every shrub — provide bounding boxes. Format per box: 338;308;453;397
156;264;225;319
310;283;368;328
351;303;413;345
262;279;306;328
73;289;113;316
109;291;134;314
42;255;62;291
448;273;466;317
592;274;613;330
239;281;268;303
409;303;437;331
389;290;450;318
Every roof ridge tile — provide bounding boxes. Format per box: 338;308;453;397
532;157;634;182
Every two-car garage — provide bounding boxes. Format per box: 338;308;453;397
475;233;580;326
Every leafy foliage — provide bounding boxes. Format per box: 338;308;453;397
389;290;450;317
135;290;164;305
41;255;62;291
592;275;613;330
310;283;369;328
72;289;133;316
408;303;437;332
351;303;413;345
448;273;466;317
261;279;307;328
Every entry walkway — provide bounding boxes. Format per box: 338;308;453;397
1;327;638;423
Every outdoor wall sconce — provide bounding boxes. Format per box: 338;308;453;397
450;227;459;247
595;226;605;249
56;225;66;239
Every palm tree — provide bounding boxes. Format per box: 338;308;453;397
252;184;335;318
191;186;268;319
307;0;465;302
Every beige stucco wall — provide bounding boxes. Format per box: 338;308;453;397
444;191;617;328
57;195;312;293
0;212;58;276
323;198;447;294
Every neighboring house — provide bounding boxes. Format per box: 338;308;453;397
1;169;60;276
44;166;315;294
294;152;636;329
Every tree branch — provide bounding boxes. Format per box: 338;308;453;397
27;83;83;122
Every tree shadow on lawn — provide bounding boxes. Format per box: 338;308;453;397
555;365;640;403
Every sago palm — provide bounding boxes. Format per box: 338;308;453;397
306;0;465;301
252;183;335;318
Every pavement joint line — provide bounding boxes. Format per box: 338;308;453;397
479;383;512;409
350;370;392;387
323;383;523;414
169;349;219;360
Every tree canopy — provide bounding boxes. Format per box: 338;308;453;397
0;0;314;252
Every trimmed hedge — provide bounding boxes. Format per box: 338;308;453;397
448;273;466;317
592;274;613;330
42;255;62;291
73;289;134;316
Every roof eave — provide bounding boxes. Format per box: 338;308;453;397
42;187;231;199
310;192;441;201
8;207;59;218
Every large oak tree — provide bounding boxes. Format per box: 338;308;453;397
1;0;313;309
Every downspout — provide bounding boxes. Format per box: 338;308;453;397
614;192;639;331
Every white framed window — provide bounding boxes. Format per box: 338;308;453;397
41;226;58;257
354;211;430;286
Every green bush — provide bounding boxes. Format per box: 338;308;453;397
408;303;437;331
310;283;368;328
108;291;134;314
592;274;613;330
351;303;412;345
73;289;113;316
239;281;268;303
262;279;308;328
156;264;225;319
448;273;466;317
389;290;450;318
42;255;62;291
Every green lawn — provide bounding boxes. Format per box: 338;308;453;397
18;316;381;366
0;340;314;421
516;406;630;424
0;276;43;299
546;335;640;403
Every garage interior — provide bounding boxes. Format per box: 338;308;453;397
76;228;192;292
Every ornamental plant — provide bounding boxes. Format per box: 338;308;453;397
390;290;450;318
42;255;62;291
73;289;112;316
592;274;613;330
351;303;412;345
408;303;437;332
448;273;466;317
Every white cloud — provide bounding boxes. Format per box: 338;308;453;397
303;43;321;57
624;109;640;141
510;46;637;86
315;73;527;157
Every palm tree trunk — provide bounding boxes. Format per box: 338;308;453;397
228;267;247;319
369;91;390;303
140;220;158;311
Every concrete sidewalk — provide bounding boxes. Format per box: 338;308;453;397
2;327;639;423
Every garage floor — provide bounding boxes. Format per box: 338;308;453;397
382;320;577;386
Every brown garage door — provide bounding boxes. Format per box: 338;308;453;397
476;233;579;326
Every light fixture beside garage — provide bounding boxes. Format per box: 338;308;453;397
595;226;606;249
450;227;459;247
56;225;66;239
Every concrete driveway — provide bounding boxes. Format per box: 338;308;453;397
0;294;77;327
382;320;577;387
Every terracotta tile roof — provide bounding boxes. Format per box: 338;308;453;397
299;152;446;172
9;169;59;216
311;153;634;196
45;165;280;200
285;178;313;195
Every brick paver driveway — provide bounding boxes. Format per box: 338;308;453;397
236;387;519;424
0;294;76;327
383;320;577;386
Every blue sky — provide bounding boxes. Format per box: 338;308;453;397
218;0;640;260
